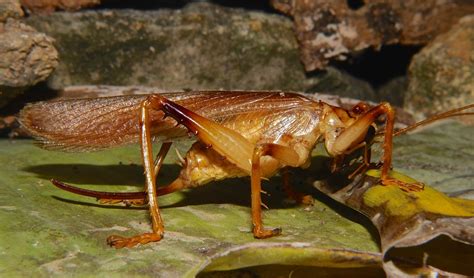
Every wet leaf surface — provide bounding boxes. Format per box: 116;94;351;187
0;121;472;277
0;140;379;277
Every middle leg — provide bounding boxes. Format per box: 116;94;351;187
281;167;314;205
251;143;301;238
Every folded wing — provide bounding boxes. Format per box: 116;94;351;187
19;91;313;152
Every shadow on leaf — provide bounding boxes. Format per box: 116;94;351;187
22;155;379;242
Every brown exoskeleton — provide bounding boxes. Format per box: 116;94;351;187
19;91;471;248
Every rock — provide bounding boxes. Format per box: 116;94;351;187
377;76;407;106
25;3;309;92
0;20;58;87
0;0;23;22
0;115;25;138
305;66;376;101
272;0;474;71
405;15;474;123
0;20;59;107
22;3;385;102
21;0;101;14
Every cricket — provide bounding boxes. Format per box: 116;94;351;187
19;90;473;248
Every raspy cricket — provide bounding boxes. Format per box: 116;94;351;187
19;90;473;248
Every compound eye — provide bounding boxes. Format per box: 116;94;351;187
351;102;370;116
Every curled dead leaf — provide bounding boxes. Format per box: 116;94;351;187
314;169;474;276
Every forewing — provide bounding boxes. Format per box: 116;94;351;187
19;91;314;151
20;95;177;151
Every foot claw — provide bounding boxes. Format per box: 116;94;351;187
253;227;282;239
107;233;163;248
285;192;314;206
300;195;314;206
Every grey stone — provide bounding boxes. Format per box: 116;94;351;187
305;66;376;101
25;3;307;91
405;15;474;122
377;76;407;106
24;2;379;103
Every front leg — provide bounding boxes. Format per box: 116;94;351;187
330;102;424;192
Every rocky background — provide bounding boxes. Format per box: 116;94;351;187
1;0;473;136
0;1;473;277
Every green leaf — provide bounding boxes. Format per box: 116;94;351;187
1;121;472;277
0;140;379;277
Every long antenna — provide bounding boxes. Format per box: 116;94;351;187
377;104;474;137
